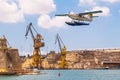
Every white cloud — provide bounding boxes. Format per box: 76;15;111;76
102;0;120;3
0;0;24;23
37;14;71;29
91;6;111;16
19;0;56;15
78;0;111;17
78;0;96;7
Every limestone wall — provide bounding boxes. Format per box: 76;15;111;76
6;48;22;71
0;49;8;72
0;48;22;72
22;48;120;69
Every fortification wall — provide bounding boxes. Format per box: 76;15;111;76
0;49;8;72
0;48;22;72
6;48;22;71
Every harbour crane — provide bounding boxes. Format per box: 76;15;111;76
55;34;67;69
25;23;44;68
0;35;12;49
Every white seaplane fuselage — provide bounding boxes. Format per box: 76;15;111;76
68;14;92;22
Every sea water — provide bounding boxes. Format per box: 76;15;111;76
0;70;120;80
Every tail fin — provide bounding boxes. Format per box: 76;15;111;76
88;14;93;18
88;14;93;21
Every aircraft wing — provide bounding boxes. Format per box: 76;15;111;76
78;10;102;15
55;14;68;16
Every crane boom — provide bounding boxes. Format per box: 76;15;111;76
55;34;61;52
25;23;37;41
55;34;65;52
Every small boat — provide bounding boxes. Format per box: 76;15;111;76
22;68;40;75
32;68;40;75
58;72;61;77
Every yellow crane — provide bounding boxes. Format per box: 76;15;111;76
0;35;12;49
25;23;44;68
55;34;67;69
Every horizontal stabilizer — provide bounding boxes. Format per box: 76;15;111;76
55;14;68;16
93;16;99;17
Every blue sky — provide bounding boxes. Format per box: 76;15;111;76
0;0;120;55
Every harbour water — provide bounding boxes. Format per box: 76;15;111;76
0;70;120;80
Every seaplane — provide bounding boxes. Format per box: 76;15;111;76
55;10;102;26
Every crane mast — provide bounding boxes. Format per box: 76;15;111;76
55;34;67;69
25;23;44;68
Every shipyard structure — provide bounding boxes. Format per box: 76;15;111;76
1;35;120;74
22;48;120;69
